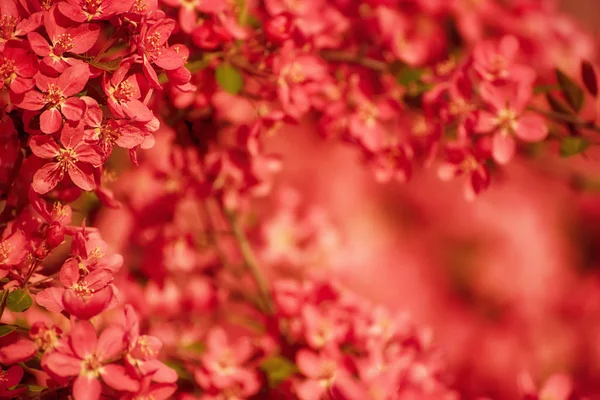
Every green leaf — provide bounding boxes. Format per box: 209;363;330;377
215;63;244;95
7;289;32;313
533;84;560;95
581;60;598;97
26;385;47;393
260;355;298;388
546;93;574;116
396;66;425;87
560;136;590;157
555;68;585;112
0;324;15;337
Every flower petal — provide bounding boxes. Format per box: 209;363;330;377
101;364;140;392
68;162;96;191
492;132;516;165
44;352;82;377
61;97;87;121
515;114;548;142
40;108;63;134
29;135;60;159
73;375;102;400
32;162;63;194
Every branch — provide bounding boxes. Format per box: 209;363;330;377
320;50;389;72
528;106;600;134
224;209;274;314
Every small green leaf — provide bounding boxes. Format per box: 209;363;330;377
581;60;598;97
215;63;244;95
26;385;47;393
7;289;32;313
555;68;585;112
396;66;425;87
560;136;590;157
546;93;574;116
533;84;560;95
260;355;298;388
0;324;15;337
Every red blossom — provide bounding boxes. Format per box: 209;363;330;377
29;122;103;193
44;320;140;400
12;64;90;134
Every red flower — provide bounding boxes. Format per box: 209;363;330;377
27;8;99;72
0;0;43;50
438;145;491;201
0;40;38;94
12;64;90;134
36;257;115;319
58;0;134;22
103;63;154;122
136;19;186;87
476;81;548;164
0;229;28;270
44;320;140;400
0;365;25;398
29;123;103;194
194;327;260;397
0;331;36;365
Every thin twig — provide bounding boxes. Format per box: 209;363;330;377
224;209;274;314
528;106;600;133
320;50;389;72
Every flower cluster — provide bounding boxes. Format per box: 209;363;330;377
0;0;599;398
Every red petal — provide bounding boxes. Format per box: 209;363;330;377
101;364;140;392
73;375;101;400
68;162;96;191
60;122;85;148
59;258;80;287
492;132;516;165
153;47;185;70
68;24;101;54
96;326;125;362
70;320;98;358
13;90;45;110
40;108;63;134
121;99;154;122
29;134;60;159
61;97;87;121
36;287;66;313
44;352;82;377
63;286;112;319
0;336;36;364
5;365;24;387
58;64;90;96
27;32;51;57
32;162;64;194
74;143;103;166
9;77;35;94
515;114;548;142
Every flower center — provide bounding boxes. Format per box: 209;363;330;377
83;0;103;17
44;85;66;108
495;107;518;133
0;57;15;83
81;353;104;378
0;241;11;263
114;81;136;103
57;148;78;170
0;16;18;41
145;31;163;54
52;34;75;57
461;155;480;173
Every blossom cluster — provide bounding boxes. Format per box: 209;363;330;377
0;0;599;398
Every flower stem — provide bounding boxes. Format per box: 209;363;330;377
224;209;274;314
